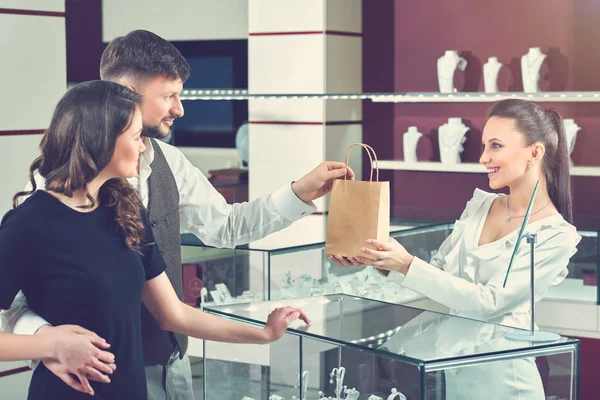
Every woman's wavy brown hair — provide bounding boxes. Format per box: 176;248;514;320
13;80;146;251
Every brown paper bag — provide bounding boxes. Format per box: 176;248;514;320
325;143;390;260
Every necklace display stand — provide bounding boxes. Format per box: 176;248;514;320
386;388;407;400
438;118;469;164
199;287;207;311
563;119;581;166
403;126;423;163
483;56;503;93
521;47;547;93
437;50;468;93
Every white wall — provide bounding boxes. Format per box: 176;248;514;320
247;0;363;210
0;4;66;398
0;0;63;12
0;362;32;400
102;0;248;42
0;4;66;217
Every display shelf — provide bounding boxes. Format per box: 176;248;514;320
370;91;600;103
180;89;600;103
546;278;597;303
377;161;600;177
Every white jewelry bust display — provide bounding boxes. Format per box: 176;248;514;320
483;57;504;93
521;47;547;93
386;388;407;400
438;118;469;164
563;118;581;166
344;388;360;400
199;287;208;310
402;126;423;163
437;50;468;93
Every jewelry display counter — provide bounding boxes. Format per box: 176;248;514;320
203;294;579;400
180;216;452;308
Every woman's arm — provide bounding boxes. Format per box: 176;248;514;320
0;323;116;396
142;273;310;343
0;330;54;361
361;229;577;321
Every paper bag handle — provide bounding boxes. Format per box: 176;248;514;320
344;143;379;182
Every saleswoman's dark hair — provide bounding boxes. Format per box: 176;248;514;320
487;99;572;223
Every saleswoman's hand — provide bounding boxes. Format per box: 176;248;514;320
263;307;311;342
355;237;414;275
327;255;366;268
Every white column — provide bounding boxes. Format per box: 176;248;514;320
0;2;66;217
248;0;363;211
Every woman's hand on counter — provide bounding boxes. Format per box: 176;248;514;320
262;307;311;342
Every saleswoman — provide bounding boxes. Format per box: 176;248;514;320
331;99;580;330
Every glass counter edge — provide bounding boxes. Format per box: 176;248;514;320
203;294;579;369
179;221;455;252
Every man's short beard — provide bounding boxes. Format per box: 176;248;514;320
141;124;165;139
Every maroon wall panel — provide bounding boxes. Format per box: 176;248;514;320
363;0;600;228
362;0;396;174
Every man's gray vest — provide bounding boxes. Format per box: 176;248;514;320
141;138;187;365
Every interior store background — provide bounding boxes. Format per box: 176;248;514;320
1;0;599;398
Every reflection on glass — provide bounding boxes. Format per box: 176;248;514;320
181;220;454;307
383;312;545;399
204;295;577;399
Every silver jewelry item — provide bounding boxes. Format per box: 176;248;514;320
507;195;551;222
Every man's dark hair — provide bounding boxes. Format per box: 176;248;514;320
100;30;190;82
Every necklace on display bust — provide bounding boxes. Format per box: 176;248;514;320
440;121;467;148
525;53;545;68
440;130;463;148
506;195;552;222
524;53;546;80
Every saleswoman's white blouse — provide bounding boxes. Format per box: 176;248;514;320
388;189;581;329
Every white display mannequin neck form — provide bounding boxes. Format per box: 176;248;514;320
439;118;469;164
437;50;467;93
483;56;503;93
440;118;468;147
403;126;423;163
521;47;547;93
563;118;581;165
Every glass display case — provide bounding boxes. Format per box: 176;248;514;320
203;294;579;400
180;216;453;308
181;221;600;308
546;229;600;304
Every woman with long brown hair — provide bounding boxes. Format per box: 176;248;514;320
0;80;308;399
336;99;580;329
333;99;580;398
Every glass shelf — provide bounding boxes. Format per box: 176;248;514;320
377;161;600;177
180;89;600;103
